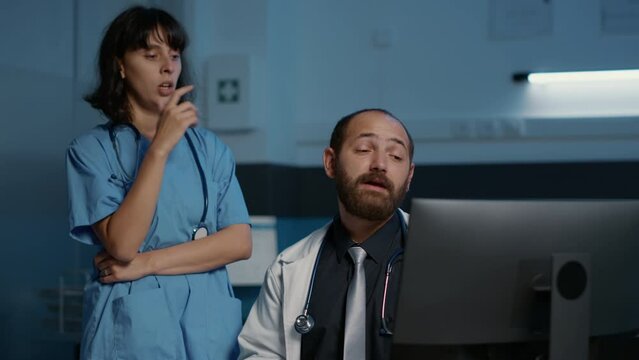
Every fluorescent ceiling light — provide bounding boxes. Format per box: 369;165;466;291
513;69;639;84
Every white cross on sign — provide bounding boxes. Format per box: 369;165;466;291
218;79;240;103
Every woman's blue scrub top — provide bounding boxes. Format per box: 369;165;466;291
66;124;250;360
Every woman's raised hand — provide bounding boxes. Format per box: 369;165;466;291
151;85;198;157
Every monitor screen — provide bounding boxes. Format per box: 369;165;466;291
393;198;639;358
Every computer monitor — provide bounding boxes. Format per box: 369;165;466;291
393;198;639;359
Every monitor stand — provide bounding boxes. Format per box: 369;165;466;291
545;253;591;360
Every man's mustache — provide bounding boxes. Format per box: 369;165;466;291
356;172;394;191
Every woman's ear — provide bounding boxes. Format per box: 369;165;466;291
117;59;125;79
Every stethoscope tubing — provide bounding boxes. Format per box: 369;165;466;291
301;240;327;317
109;123;140;182
184;130;208;225
380;247;404;335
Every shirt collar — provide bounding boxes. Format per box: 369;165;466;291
330;211;401;264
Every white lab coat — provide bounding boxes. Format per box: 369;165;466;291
238;210;409;360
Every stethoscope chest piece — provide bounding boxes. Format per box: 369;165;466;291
294;314;315;334
192;225;209;240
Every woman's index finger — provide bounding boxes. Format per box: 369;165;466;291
168;85;194;107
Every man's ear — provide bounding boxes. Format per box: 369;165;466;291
323;147;337;179
406;162;415;190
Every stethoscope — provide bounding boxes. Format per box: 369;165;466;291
294;212;407;336
108;123;209;240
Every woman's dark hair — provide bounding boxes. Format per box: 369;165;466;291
330;108;414;161
84;6;193;124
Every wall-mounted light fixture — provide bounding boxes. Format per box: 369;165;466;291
513;69;639;84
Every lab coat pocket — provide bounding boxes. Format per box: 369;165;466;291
112;287;179;360
206;295;242;359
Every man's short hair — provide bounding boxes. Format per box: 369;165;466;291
329;108;414;161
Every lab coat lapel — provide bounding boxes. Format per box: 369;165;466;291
281;225;328;360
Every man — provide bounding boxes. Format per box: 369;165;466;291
238;109;415;360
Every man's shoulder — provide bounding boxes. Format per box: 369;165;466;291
275;222;332;264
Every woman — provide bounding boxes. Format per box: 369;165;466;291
66;6;252;359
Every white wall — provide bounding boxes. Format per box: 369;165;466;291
282;0;639;165
11;0;634;167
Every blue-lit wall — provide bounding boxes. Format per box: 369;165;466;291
3;0;639;359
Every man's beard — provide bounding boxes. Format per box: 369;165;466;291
334;161;409;221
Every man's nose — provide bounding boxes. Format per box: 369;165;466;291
370;151;387;172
